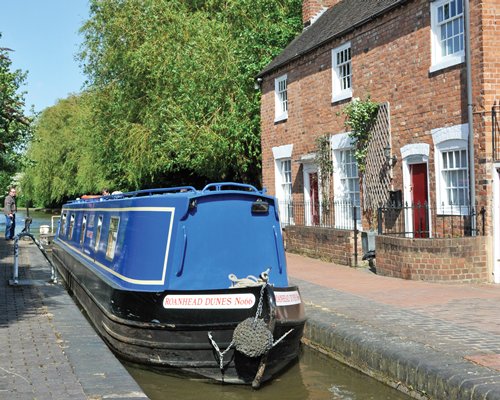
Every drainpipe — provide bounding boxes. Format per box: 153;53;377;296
464;0;476;228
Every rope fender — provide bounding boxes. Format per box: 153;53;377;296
208;271;294;374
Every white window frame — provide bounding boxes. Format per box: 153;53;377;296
331;133;360;229
433;124;469;215
274;74;288;122
332;42;352;103
430;0;465;73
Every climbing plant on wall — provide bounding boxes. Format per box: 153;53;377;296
343;97;379;174
315;134;333;214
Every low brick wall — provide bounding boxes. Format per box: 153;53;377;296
376;235;491;283
284;225;355;266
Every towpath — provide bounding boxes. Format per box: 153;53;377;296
0;239;148;400
287;252;500;399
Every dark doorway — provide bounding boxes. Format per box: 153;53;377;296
309;172;320;226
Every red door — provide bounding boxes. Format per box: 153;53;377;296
309;173;320;226
410;163;429;238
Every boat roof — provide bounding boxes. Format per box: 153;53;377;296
67;182;270;205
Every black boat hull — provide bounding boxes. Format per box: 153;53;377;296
52;245;306;385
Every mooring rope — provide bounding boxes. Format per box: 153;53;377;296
207;269;294;376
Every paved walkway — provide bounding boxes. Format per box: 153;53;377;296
0;239;148;400
287;252;500;400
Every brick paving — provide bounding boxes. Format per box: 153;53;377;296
0;239;148;400
287;252;500;399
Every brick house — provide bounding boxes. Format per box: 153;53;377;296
257;0;500;283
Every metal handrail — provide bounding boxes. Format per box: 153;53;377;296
10;232;57;286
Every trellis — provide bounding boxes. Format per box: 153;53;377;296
363;102;392;211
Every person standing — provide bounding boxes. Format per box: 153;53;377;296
4;187;16;240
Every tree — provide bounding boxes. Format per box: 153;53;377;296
0;37;31;192
22;94;102;206
79;0;302;189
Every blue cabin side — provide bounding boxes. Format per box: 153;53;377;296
54;184;288;292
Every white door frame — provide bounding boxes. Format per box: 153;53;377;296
401;144;431;237
492;164;500;283
303;162;318;226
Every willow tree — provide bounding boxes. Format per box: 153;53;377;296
80;0;302;190
22;94;102;206
0;39;31;192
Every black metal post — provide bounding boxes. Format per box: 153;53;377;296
353;205;358;267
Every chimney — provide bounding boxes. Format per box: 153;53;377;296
302;0;342;27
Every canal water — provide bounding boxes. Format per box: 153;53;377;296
125;346;410;400
0;208;59;237
16;210;410;400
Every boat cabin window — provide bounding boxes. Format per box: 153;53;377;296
80;215;87;245
95;215;103;252
68;214;76;239
60;213;67;236
106;216;120;260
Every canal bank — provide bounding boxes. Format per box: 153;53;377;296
288;252;500;400
4;236;500;399
0;239;148;399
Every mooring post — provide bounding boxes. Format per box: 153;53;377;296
11;236;20;285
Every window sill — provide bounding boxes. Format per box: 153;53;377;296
274;114;288;123
429;55;464;74
435;205;470;216
332;90;352;104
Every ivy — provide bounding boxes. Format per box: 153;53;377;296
315;134;333;212
343;97;379;174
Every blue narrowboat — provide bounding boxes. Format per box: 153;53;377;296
52;183;306;387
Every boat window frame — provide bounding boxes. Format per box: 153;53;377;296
95;215;103;253
105;216;120;261
79;214;87;246
60;212;67;236
68;213;76;240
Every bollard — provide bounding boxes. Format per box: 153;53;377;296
11;237;20;285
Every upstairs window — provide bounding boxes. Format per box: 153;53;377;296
332;42;352;103
430;0;464;72
274;74;288;122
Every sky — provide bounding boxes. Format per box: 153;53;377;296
0;0;90;113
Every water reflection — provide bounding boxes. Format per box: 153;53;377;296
125;347;410;400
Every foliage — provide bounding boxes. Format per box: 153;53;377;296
77;0;302;191
315;134;333;209
0;38;32;194
21;0;302;206
343;97;379;174
22;94;103;206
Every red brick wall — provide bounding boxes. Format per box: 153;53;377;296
284;225;357;265
260;0;495;233
375;235;491;283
